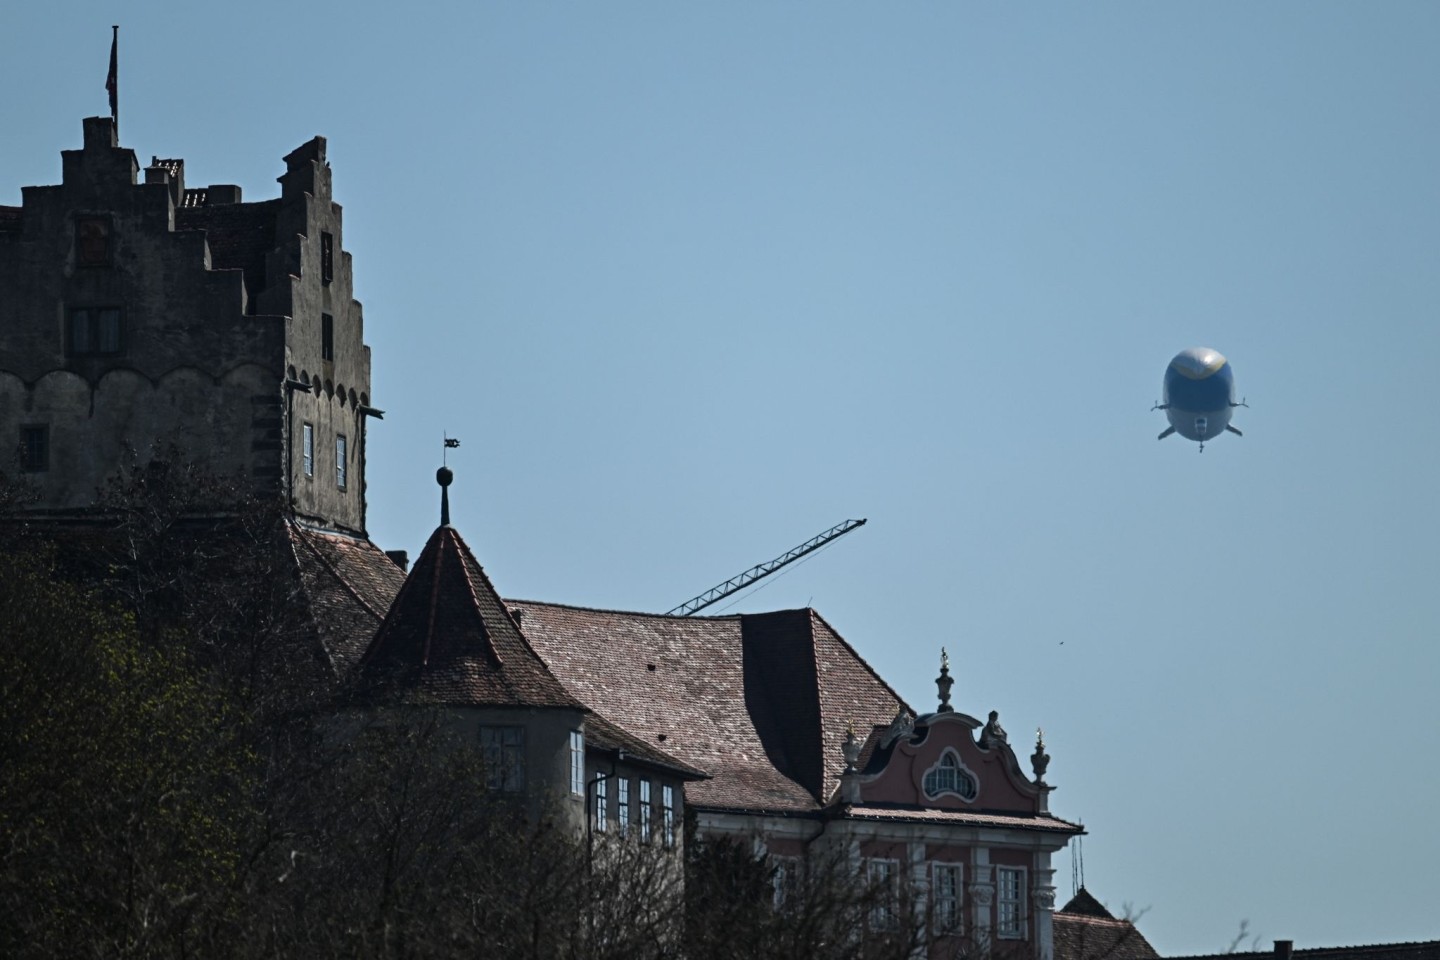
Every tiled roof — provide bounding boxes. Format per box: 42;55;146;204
838;804;1083;833
287;522;406;673
175;199;279;303
1170;944;1440;960
359;527;584;710
507;602;908;813
1054;910;1161;960
584;712;708;780
1060;887;1115;919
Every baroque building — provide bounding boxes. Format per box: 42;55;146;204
1;118;1081;960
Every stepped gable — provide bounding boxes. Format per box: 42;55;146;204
1053;887;1160;960
508;601;907;813
359;525;583;710
287;522;406;673
175;198;279;306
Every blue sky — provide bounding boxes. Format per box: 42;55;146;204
3;2;1438;951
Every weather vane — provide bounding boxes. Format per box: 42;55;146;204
443;433;460;465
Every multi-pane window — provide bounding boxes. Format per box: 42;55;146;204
772;856;801;911
933;863;963;934
19;425;48;473
617;778;630;837
661;784;675;849
321;313;334;362
321;232;334;284
302;422;314;477
595;775;608;833
335;435;347;490
569;731;585;796
67;307;123;356
866;858;898;930
923;751;978;801
76;217;111;266
479;726;525;792
639;779;652;843
997;866;1026;939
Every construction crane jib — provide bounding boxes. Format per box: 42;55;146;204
666;518;868;617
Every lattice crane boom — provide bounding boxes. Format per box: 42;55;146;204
666;518;867;617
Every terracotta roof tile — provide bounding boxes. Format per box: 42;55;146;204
359;527;583;710
584;712;708;780
1170;944;1440;960
838;805;1083;833
1053;911;1160;960
288;523;406;672
507;602;908;814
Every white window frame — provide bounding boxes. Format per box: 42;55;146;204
302;422;314;477
996;866;1027;939
933;862;964;935
639;779;652;843
617;778;630;837
922;748;978;802
661;783;676;849
569;731;585;796
595;774;608;833
866;857;899;930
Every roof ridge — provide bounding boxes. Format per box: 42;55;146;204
292;524;388;623
507;597;755;621
807;607;915;714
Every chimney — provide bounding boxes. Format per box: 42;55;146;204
384;550;409;572
1275;941;1294;960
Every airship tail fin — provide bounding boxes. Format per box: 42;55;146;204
1226;424;1243;436
1157;426;1176;440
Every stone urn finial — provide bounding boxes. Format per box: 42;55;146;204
936;647;954;713
1032;727;1050;783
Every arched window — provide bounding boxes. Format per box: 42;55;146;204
922;750;978;801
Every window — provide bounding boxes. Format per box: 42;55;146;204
570;730;585;796
639;779;652;843
76;217;111;266
67;307;123;357
321;313;334;362
923;750;978;801
661;784;675;849
773;856;801;911
866;858;899;930
321;232;334;284
997;867;1026;939
302;422;314;477
19;425;48;473
933;863;963;934
479;726;525;792
595;775;608;833
617;778;630;837
335;435;347;490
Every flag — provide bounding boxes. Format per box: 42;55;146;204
105;27;118;122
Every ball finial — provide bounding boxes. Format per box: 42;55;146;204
437;466;453;488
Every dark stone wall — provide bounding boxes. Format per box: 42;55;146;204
0;119;374;535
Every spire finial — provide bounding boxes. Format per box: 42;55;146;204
935;646;954;713
438;435;460;526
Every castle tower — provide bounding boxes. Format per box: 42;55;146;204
0;117;376;535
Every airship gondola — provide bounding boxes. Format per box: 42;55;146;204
1153;347;1246;452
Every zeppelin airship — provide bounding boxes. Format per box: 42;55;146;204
1154;347;1246;452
